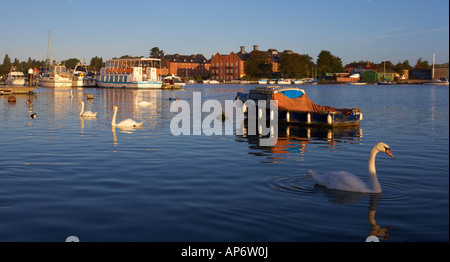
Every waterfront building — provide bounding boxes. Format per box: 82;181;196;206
164;54;210;78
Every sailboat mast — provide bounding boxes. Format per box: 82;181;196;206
46;30;52;69
432;53;435;80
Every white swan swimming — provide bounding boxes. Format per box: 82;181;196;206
135;93;152;107
79;101;97;117
310;142;394;193
111;105;144;127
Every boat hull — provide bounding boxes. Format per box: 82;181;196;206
5;79;25;86
97;80;162;89
39;79;72;88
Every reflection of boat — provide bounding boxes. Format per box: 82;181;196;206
97;57;162;89
39;64;72;88
162;75;186;89
237;124;362;158
72;63;96;87
5;70;26;86
236;86;362;127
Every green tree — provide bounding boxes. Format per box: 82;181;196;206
316;50;344;76
150;47;163;58
90;56;103;71
244;50;271;78
63;58;80;69
280;53;314;78
3;54;11;71
414;58;430;69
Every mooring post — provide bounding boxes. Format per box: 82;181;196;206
28;68;33;87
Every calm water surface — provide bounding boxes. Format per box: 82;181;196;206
0;84;448;242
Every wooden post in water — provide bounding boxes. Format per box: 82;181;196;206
28;68;33;87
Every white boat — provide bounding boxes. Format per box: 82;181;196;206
72;63;96;87
423;53;449;86
162;75;186;89
39;64;72;88
203;79;219;84
347;80;367;85
5;70;26;86
291;79;306;85
277;79;291;85
97;58;162;89
423;79;449;86
258;79;268;84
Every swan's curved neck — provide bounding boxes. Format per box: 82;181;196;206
111;108;117;126
135;95;138;104
80;103;85;115
368;147;381;193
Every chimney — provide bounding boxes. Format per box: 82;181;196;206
240;46;246;54
253;45;259;51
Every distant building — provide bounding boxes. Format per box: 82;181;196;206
409;69;432;80
164;54;210;78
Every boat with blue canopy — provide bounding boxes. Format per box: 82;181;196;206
236;86;362;127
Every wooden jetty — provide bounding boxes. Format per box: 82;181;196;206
0;85;36;95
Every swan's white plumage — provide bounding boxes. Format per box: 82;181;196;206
310;170;371;193
79;101;97;117
111;105;144;127
311;142;394;193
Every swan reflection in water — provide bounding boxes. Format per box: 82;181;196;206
317;188;392;241
111;125;143;147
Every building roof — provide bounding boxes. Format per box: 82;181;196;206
165;54;208;63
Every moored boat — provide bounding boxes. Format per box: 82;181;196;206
162;74;186;89
97;57;162;89
39;64;72;88
236;86;362;127
347;80;367;85
5;70;26;86
72;63;96;87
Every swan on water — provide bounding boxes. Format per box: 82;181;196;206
79;101;97;117
135;93;152;107
310;142;394;193
111;105;144;127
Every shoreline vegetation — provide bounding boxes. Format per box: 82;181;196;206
0;48;448;84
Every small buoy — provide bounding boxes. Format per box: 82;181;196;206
30;113;37;119
87;94;94;99
8;96;16;103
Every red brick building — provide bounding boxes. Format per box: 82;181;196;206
210;51;245;81
164;54;210;78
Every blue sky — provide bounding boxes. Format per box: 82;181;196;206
1;0;449;65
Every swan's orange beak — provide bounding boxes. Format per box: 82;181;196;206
386;149;394;158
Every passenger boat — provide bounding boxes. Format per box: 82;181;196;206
236;86;362;127
97;58;162;89
39;64;72;88
5;70;26;86
72;63;96;87
162;75;186;89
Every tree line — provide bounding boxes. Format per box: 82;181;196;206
1;49;446;79
0;55;104;76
